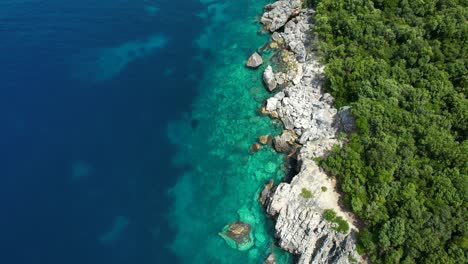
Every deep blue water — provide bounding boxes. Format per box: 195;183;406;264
0;0;205;263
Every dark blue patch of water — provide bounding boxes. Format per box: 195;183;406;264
0;0;205;263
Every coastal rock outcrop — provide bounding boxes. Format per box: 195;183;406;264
258;2;361;263
281;10;313;62
264;143;360;263
261;0;302;32
263;65;278;92
246;52;263;68
273;130;297;153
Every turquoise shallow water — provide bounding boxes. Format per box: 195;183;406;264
168;0;292;263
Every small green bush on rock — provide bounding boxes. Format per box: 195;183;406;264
300;188;313;199
323;209;349;234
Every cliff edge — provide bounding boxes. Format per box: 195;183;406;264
257;1;361;263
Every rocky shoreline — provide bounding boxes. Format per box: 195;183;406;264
252;1;361;263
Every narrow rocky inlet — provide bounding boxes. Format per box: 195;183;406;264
254;0;362;263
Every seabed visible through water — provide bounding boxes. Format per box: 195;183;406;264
168;0;292;263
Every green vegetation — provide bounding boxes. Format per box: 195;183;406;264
348;255;358;263
323;209;350;234
321;186;328;192
323;208;337;221
300;188;313;198
313;0;468;263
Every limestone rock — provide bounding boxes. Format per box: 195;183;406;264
263;65;277;92
273;130;296;153
261;0;302;32
246;52;263;68
338;106;356;133
281;11;314;62
265;144;361;264
275;72;286;85
260;3;360;264
266;97;279;112
271;32;283;42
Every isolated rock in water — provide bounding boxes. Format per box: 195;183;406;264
219;221;253;251
258;135;272;145
273;130;296;153
261;0;302;32
338;106;356;133
263;65;277;92
251;143;262;153
246;52;263;68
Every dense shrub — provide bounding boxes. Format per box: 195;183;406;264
314;0;467;263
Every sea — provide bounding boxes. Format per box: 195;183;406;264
0;0;291;263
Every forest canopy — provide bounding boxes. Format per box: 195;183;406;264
312;0;467;263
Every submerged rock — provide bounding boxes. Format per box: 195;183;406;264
246;52;263;68
251;143;262;153
258;135;272;145
263;65;277;92
219;221;254;251
264;253;277;264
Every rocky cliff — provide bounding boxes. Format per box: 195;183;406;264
257;1;361;263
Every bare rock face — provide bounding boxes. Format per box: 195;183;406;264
265;144;360;264
273;130;297;153
260;2;361;263
261;0;302;32
281;9;315;62
246;52;263;68
338;106;356;133
263;65;278;91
